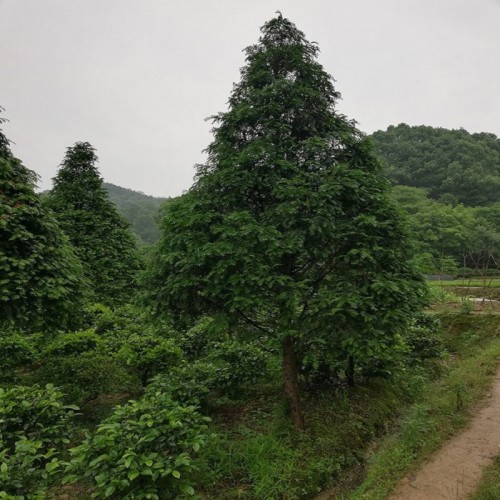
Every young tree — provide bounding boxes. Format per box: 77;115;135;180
0;119;85;331
47;142;140;305
147;15;427;429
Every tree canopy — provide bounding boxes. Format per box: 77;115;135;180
147;15;427;428
47;142;140;305
0;123;85;332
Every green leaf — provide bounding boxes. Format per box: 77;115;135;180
128;470;139;481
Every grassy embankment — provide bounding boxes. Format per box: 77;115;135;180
346;312;500;500
187;308;499;499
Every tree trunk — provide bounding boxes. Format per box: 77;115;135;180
282;335;305;430
346;355;355;387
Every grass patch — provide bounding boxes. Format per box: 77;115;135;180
193;373;428;499
428;279;500;288
347;313;500;500
471;456;500;500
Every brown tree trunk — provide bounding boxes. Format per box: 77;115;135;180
346;355;355;387
282;335;305;431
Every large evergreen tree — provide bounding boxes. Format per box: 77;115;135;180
0;119;85;331
147;15;427;429
48;142;140;305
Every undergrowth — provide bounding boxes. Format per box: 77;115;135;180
193;369;429;499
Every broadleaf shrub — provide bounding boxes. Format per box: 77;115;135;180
33;351;138;406
64;391;209;499
404;313;444;365
0;332;36;380
0;384;77;497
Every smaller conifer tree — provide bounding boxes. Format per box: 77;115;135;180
48;142;140;305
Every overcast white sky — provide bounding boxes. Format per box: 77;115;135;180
1;0;499;197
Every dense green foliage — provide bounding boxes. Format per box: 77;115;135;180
3;13;500;500
391;186;500;274
47;143;140;305
64;391;208;499
104;183;167;245
371;124;500;206
0;124;85;332
0;384;77;498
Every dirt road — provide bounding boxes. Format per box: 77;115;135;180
390;368;500;500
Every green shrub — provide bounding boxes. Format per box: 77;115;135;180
0;332;36;379
64;391;209;499
404;313;445;365
151;361;220;407
209;340;273;392
42;330;101;357
33;352;138;407
0;384;77;498
81;303;112;329
0;384;77;448
116;334;184;386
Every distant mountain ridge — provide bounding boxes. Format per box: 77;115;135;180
104;182;168;245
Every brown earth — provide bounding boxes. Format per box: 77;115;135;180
389;368;500;500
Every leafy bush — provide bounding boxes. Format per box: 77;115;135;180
0;332;36;379
116;334;184;386
33;352;138;407
42;330;101;357
151;361;220;407
64;391;209;499
404;313;445;365
0;384;77;498
81;303;112;329
92;304;151;336
0;384;77;448
209;340;273;392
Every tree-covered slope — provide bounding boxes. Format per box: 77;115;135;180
104;183;168;245
370;124;500;206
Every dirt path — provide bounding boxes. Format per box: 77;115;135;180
389;368;500;500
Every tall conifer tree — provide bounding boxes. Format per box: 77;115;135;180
147;15;427;428
48;142;140;305
0;119;85;331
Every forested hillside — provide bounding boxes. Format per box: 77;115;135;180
370;125;500;275
371;124;500;206
104;183;168;245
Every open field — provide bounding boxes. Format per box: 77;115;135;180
428;279;500;288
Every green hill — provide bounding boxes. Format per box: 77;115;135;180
370;124;500;206
104;183;168;245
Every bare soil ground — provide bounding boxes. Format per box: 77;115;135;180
390;368;500;500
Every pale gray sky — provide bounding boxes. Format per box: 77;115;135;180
1;0;499;197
